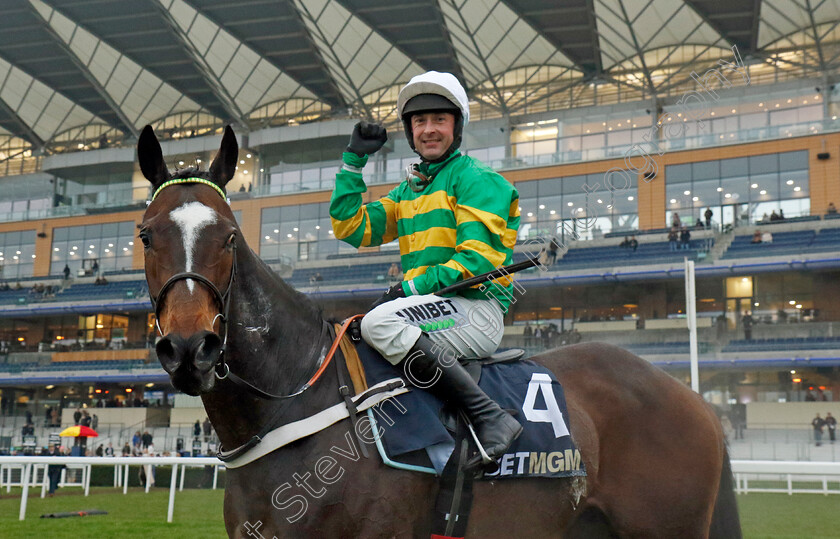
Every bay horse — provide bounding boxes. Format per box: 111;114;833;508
138;124;740;538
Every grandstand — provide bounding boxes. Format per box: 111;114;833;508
0;0;839;456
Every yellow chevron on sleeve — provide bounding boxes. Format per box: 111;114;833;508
381;197;398;243
398;226;457;253
502;227;518;249
331;209;365;240
456;238;506;268
441;258;474;280
456;204;508;237
396;190;456;218
509;199;520;218
361;210;373;246
404;265;429;281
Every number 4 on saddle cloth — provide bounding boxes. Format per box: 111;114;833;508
355;338;586;481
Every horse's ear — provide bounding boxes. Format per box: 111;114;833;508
137;125;170;187
208;125;238;189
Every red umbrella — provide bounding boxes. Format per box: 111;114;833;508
59;425;99;437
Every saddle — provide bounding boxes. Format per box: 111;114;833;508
341;320;584;539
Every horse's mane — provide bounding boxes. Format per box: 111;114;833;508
166;165;325;327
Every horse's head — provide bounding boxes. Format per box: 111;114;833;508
138;125;239;396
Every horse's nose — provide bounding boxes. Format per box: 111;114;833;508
156;331;222;374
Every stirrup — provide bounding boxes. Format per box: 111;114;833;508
460;411;500;474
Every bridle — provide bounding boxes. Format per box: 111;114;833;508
149;242;237;381
146;178;329;401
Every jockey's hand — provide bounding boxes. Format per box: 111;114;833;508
368;283;406;311
346;121;388;157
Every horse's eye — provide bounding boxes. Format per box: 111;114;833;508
139;233;150;249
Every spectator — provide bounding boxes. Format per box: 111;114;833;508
546;238;559;265
203;417;212;441
741;311;755;340
825;412;837;443
91;260;99;275
132;430;142;450
812;413;825;446
91;413;98;431
704;207;713;228
105;442;115;456
194;419;201;438
668;228;678;251
769;210;779;221
47;444;65;497
73;408;82;425
141;430;153;449
239;184;246;192
680;227;691;250
828;202;837;215
81;410;91;427
761;231;773;243
671;212;681;229
122;442;131;456
63;264;71;280
387;263;402;282
778;209;785;220
629;236;638;252
619;236;630;248
751;230;762;243
95;444;104;457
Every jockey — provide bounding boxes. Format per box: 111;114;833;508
330;71;522;465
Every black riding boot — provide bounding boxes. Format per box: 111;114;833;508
400;334;523;464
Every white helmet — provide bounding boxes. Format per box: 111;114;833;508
397;71;470;159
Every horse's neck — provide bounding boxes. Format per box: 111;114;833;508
202;246;332;449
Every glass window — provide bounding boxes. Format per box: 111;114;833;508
0;230;37;280
50;222;135;275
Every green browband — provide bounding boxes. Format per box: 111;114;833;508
151;177;227;202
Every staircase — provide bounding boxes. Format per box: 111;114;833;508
706;230;735;262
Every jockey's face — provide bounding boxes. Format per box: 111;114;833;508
411;112;455;161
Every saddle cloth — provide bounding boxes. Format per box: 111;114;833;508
356;339;586;479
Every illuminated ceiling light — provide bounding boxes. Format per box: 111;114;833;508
567;202;573;207
315;225;321;230
328;230;333;235
12;256;18;260
240;160;245;165
794;186;801;192
670;199;677;204
549;210;556;215
576;207;584;213
787;99;792;103
196;158;202;164
775;103;780;107
683;190;690;195
790;370;796;374
46;385;55;390
108;243;113;247
796;304;802;309
786;180;794;185
754;302;759;306
596;199;603;204
54;247;59;252
178;160;184;166
122;247;128;252
527;212;533;217
15;250;21;254
539;204;545;209
710;111;715;116
751;183;758;188
128;242;133;246
89;245;94;249
264;236;270;240
741;277;748;282
789;300;796;305
104;249;110;253
246;154;252;158
88;250;93;254
758;102;763;107
692;196;699;202
286;233;292;238
293;227;299;232
243;170;248;174
724;193;732;198
627;196;634;201
803;100;808;104
760;190;767;195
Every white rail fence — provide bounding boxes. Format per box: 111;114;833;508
731;460;840;495
1;457;838;522
0;455;223;521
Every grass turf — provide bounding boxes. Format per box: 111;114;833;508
0;488;836;537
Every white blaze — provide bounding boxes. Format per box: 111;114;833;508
169;201;217;293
